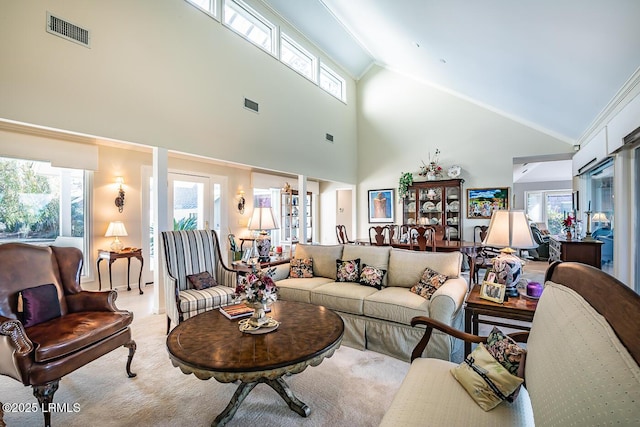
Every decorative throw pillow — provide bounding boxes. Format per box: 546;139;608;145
290;258;314;278
187;271;218;290
450;343;524;411
18;284;61;328
336;258;360;283
410;267;448;300
359;264;387;290
485;327;527;378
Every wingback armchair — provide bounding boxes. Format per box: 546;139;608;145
161;230;238;333
0;243;136;427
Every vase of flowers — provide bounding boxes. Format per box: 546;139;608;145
562;214;575;240
419;149;443;180
235;267;278;327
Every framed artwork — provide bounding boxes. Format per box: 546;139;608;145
467;188;509;219
480;280;506;303
368;189;394;223
483;269;497;283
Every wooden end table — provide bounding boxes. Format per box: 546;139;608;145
96;249;144;294
166;300;344;426
464;285;538;355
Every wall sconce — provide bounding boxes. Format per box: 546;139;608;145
115;177;125;213
237;190;245;214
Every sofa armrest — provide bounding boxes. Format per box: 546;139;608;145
66;290;120;313
0;315;33;355
271;263;290;282
428;277;467;323
410;315;529;362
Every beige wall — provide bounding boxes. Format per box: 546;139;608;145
0;0;358;184
356;66;575;240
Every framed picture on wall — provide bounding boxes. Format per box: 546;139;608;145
368;189;394;223
467;188;509;219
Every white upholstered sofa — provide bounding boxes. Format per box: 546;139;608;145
271;244;468;362
380;261;640;426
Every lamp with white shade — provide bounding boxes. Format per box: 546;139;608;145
105;221;128;252
483;210;536;297
247;207;280;263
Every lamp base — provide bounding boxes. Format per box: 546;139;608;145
492;251;523;298
255;233;271;263
110;237;124;252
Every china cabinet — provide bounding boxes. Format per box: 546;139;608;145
402;178;464;242
281;190;312;243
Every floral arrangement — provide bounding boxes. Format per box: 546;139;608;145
562;214;575;231
235;267;278;305
419;148;443;179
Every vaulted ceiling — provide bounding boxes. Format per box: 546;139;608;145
262;0;640;143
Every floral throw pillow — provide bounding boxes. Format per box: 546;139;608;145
359;264;386;290
410;267;448;300
336;258;360;283
485;327;527;378
290;258;314;278
187;271;218;290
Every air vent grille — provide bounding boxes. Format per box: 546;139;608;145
46;12;90;47
244;98;259;113
325;133;334;143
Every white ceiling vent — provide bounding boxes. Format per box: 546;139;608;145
46;12;91;48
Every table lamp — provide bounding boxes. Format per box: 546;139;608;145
248;207;280;263
105;221;128;252
483;210;536;297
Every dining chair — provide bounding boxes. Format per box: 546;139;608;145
409;225;436;251
473;225;501;284
336;224;355;244
369;226;390;246
386;224;400;243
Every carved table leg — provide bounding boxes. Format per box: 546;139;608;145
33;380;59;427
124;340;137;378
264;377;310;417
212;381;258;427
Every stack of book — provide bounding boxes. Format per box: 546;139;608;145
219;303;270;320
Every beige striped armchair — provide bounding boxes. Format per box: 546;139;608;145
161;230;238;333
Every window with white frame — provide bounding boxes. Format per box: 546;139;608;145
525;189;572;235
224;0;275;54
280;33;316;81
186;0;218;18
0;157;90;275
319;62;346;102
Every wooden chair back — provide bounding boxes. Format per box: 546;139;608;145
336;224;353;244
409;226;436;251
386;224;400;243
369;226;390;246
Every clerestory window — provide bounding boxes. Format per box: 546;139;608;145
224;0;275;55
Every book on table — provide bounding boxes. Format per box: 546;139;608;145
219;302;271;320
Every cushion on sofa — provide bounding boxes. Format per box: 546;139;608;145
363;287;430;325
343;245;391;287
25;311;133;362
410;267;448;300
310;282;378;315
360;264;386;290
451;343;524;411
275;276;334;303
186;271;218;290
336;258;360;282
380;357;534;427
295;244;343;279
387;249;462;288
289;258;314;278
18;284;61;328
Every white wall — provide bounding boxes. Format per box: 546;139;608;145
356;66;574;240
513;180;573;210
0;0;358;184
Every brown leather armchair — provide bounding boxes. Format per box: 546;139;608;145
0;243;136;427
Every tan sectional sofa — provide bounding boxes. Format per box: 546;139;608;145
271;244;468;362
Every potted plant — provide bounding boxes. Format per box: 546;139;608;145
398;172;414;200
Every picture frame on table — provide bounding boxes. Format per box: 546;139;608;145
480;280;506;303
483;269;497;284
467;188;509;219
368;189;394;223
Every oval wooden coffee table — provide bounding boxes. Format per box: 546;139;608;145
166;300;344;426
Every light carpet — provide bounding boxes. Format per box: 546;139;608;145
1;308;410;427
